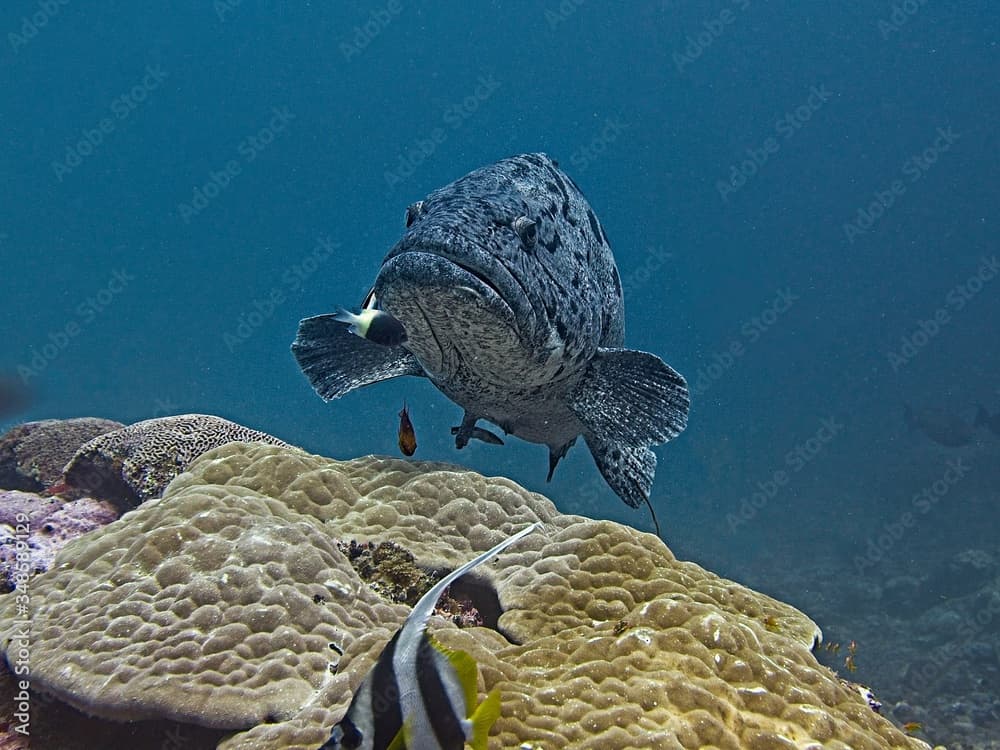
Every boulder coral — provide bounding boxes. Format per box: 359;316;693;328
0;417;123;492
0;440;937;750
60;414;289;509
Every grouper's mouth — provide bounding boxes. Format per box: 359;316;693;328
376;245;535;333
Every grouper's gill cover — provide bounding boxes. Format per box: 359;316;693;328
292;153;689;532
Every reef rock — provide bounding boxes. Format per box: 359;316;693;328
0;442;934;750
0;418;123;492
60;414;289;509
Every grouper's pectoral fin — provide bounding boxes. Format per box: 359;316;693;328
291;313;424;401
569;347;690;450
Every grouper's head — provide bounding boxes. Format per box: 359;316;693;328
372;153;622;382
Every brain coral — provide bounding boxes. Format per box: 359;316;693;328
0;442;933;750
60;414;288;508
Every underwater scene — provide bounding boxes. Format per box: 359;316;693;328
1;2;998;748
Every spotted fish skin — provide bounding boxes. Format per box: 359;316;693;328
292;153;689;520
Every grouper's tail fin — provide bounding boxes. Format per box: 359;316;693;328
291;313;424;401
570;348;689;534
583;435;661;536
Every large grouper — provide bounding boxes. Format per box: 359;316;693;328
292;153;689;532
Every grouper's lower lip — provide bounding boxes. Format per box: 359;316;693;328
379;250;511;310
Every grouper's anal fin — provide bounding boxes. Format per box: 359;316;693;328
291;313;424;401
569;347;690;450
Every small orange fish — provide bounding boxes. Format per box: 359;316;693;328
901;722;923;734
844;654;857;673
398;403;417;456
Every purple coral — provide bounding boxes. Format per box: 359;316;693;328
0;490;118;592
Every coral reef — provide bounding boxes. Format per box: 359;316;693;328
759;546;999;750
338;539;484;627
0;418;123;492
0;439;936;750
0;489;118;592
60;414;289;509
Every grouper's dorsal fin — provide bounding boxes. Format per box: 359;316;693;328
568;347;690;449
292;313;424;401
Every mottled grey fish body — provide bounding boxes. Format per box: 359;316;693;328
293;153;689;523
975;404;1000;438
904;403;976;447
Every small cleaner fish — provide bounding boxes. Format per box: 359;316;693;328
319;522;540;750
292;153;689;534
398;402;417;456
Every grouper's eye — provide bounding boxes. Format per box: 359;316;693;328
512;215;537;248
405;200;424;227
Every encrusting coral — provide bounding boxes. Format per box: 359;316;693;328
0;440;937;750
0;489;118;592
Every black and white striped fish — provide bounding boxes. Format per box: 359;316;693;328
320;522;540;750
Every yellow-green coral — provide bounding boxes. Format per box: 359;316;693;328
0;442;934;750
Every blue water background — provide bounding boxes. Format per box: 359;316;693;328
2;0;999;722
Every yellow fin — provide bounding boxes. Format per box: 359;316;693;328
430;636;479;714
467;687;501;750
386;720;408;750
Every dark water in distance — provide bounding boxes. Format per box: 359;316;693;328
2;1;999;742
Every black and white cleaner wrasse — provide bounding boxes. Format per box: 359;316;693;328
292;153;689;533
319;522;540;750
